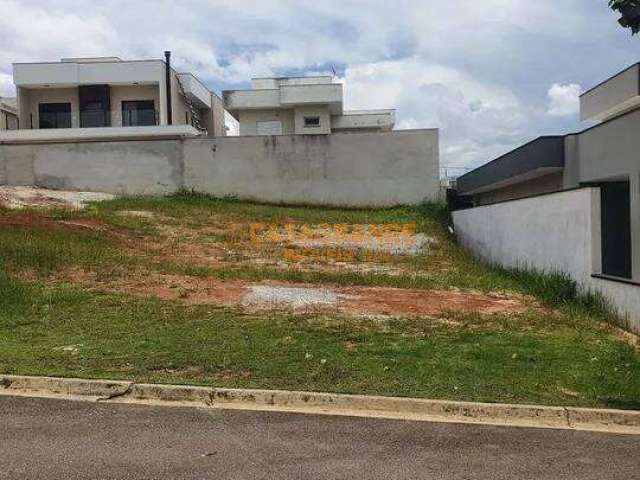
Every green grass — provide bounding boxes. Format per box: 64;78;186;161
0;195;638;408
0;273;638;408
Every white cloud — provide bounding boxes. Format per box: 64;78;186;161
0;73;14;97
546;83;583;117
341;59;530;169
0;0;635;171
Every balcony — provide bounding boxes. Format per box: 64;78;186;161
332;110;395;131
222;89;281;116
580;63;640;122
177;73;211;109
0;125;201;144
13;60;164;87
280;84;343;114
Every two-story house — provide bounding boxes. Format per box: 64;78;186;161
223;76;395;136
11;52;225;138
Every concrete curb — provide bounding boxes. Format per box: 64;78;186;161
1;374;639;434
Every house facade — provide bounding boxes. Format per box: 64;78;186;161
0;97;18;130
11;53;225;137
223;76;395;136
455;62;640;285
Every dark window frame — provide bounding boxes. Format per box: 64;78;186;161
303;116;321;128
600;180;632;280
38;102;72;129
121;100;156;127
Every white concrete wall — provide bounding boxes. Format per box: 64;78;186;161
224;90;281;111
176;73;212;109
200;94;227;138
0;129;439;207
183;129;439;206
279;84;342;106
332;110;395;131
452;188;640;332
251;77;333;89
13;60;165;88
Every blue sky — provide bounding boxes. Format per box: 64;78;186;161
0;0;638;172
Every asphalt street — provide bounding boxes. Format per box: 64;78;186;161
1;395;638;479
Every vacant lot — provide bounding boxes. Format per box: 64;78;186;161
0;190;638;409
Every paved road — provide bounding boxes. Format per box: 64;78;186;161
1;395;638;479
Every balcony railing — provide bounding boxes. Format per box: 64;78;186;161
27;109;160;129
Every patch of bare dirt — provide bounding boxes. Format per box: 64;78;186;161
0;213;106;232
55;267;537;318
59;268;247;307
339;286;532;317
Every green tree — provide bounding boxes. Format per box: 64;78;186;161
610;0;640;34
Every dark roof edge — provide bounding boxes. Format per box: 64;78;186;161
461;103;640;184
456;135;565;183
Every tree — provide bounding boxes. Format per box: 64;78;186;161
610;0;640;34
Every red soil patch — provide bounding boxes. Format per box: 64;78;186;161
58;268;536;318
59;269;247;307
339;286;530;316
0;213;105;231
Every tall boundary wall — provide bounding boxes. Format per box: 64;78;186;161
0;129;439;207
452;188;640;333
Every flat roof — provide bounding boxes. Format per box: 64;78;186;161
61;57;123;63
456;136;566;195
251;75;333;81
579;62;640;98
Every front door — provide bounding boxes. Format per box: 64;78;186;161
79;85;110;127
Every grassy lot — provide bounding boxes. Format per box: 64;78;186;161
0;193;639;409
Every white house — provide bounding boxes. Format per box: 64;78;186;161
10;52;225;138
223;76;395;136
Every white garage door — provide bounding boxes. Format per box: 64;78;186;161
256;120;282;136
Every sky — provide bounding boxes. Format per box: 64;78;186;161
0;0;638;174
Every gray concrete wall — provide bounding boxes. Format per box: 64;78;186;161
453;188;640;333
565;107;640;283
580;64;640;121
183;130;439;206
0;139;183;194
0;129;439;206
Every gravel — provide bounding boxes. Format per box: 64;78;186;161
243;285;340;309
0;186;114;209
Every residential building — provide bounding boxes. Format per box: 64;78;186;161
455;62;640;284
10;52;225;137
0;97;18;130
222;76;395;136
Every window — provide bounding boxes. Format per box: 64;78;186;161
122;100;156;127
38;103;71;129
79;85;110;127
600;181;632;279
304;116;321;128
